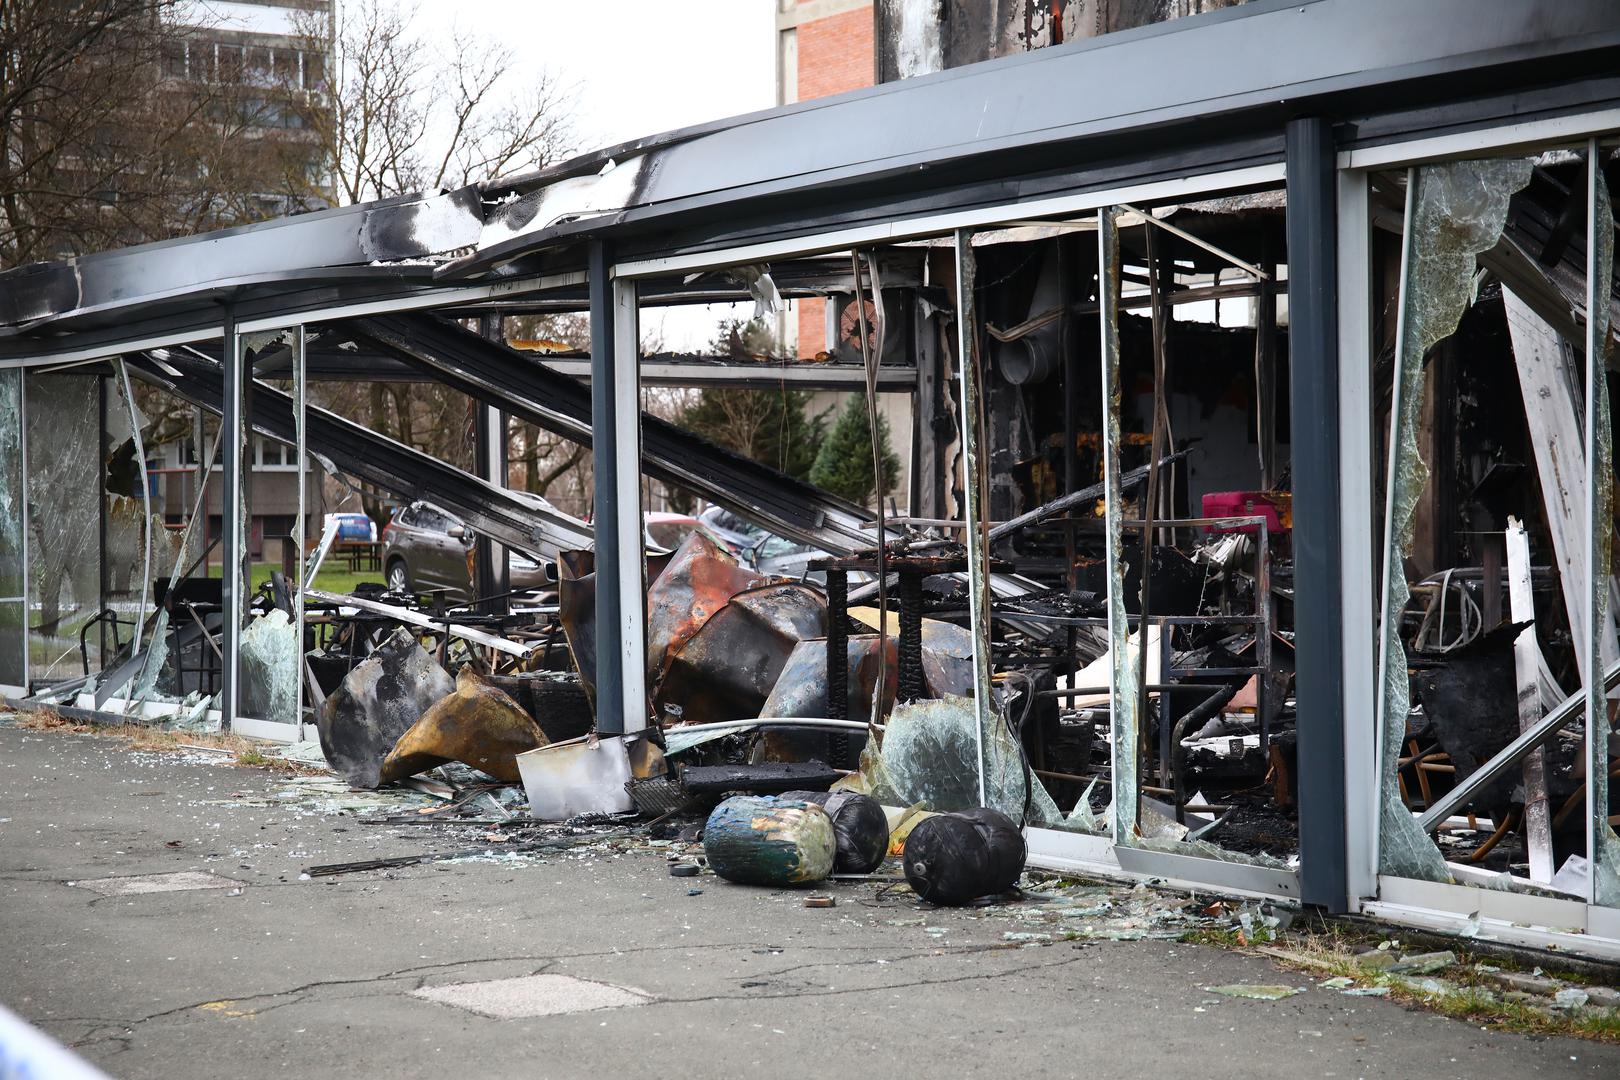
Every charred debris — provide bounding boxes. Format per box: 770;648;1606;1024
10;200;1308;875
8;153;1620;914
4;0;1620;933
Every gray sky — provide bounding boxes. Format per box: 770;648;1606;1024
401;0;779;349
404;1;777;155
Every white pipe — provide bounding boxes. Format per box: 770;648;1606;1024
665;717;883;735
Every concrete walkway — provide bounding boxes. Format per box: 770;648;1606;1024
2;721;1615;1079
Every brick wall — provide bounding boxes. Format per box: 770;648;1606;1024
797;6;874;101
789;2;872;357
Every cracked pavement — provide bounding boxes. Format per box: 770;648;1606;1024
3;722;1618;1078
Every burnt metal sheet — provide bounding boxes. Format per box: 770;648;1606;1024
379;667;547;784
1411;627;1525;814
318;628;455;789
125;349;593;559
343;313;879;555
760;621;976;728
656;584;828;726
4;1;1615;342
0;187;483;331
645;533;772;693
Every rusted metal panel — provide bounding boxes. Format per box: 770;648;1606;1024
647;532;826;725
656;583;828;726
645;533;775;694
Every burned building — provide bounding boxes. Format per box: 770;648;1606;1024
3;0;1620;960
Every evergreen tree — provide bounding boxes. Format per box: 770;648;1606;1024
809;394;901;507
674;321;826;485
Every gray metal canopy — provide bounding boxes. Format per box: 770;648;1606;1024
4;0;1619;349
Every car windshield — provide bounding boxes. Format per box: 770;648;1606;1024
757;535;811;561
646;520;696;549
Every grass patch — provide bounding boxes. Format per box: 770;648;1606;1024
1181;926;1248;948
249;561;381;597
1400;978;1620;1041
1247;925;1620;1043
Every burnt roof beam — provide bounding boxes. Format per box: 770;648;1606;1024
125;349;594;559
341;312;879;555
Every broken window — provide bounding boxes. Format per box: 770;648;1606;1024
25;373;104;686
235;329;307;727
1582;149;1620;908
1099;206;1140;844
0;370;24;689
779;193;1299;861
1366;145;1620;906
1375;158;1536;881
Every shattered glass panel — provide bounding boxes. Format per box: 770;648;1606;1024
1586;159;1620;908
857;695;1065;824
0;370;24;687
25;374;102;684
1098;207;1139;844
1377;159;1533;881
239;609;299;723
105;364;181;683
230;328;304;725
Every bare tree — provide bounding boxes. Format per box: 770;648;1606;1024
262;2;579;525
1;1;200;268
294;0;574;204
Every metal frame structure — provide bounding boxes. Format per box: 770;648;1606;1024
2;0;1620;954
613;170;1310;902
1333;110;1620;952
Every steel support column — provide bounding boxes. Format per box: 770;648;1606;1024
221;308;244;730
590;245;646;736
474;313;509;615
1286;116;1349;911
954;228;992;807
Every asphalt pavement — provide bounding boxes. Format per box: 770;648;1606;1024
3;720;1617;1079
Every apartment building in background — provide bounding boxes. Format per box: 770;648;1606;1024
155;1;338;555
162;0;336;221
